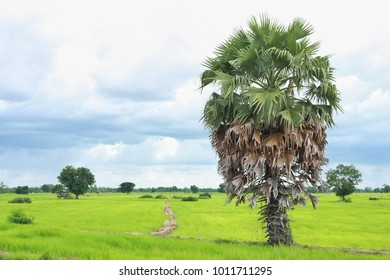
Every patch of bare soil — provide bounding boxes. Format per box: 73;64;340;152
151;200;177;236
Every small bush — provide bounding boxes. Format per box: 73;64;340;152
8;197;32;203
155;194;168;199
8;209;34;224
172;195;183;199
57;191;73;199
199;193;211;199
181;196;198;202
139;194;154;199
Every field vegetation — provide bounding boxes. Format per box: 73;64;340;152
0;192;389;260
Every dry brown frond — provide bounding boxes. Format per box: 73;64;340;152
264;132;284;147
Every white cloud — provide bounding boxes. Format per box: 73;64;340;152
345;89;390;120
336;75;359;92
355;164;390;188
153;137;179;160
43;40;98;97
87;142;126;161
164;79;209;121
368;44;390;68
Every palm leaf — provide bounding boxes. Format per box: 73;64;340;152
278;108;304;129
244;87;283;124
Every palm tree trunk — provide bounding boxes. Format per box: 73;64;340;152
261;195;293;246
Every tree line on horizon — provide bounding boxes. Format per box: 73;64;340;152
0;164;389;199
0;179;225;195
1;179;390;195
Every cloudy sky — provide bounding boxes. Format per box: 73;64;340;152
1;0;389;189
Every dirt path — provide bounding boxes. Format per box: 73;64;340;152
151;199;177;236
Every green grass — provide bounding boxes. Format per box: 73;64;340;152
0;192;389;260
170;193;390;251
289;193;390;250
171;195;263;242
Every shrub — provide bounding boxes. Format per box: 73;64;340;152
8;197;32;203
8;209;34;224
139;194;154;199
155;194;168;199
181;196;198;202
199;193;211;199
172;195;183;199
57;190;73;199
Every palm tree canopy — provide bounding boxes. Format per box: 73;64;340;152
200;14;342;209
201;15;342;130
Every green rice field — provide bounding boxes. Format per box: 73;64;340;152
0;192;389;260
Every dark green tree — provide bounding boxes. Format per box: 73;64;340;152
190;185;199;193
382;184;390;193
52;184;64;193
200;14;342;245
218;183;225;193
15;186;29;194
326;164;362;201
57;165;95;199
119;182;135;194
0;181;11;193
364;187;372;193
41;184;55;193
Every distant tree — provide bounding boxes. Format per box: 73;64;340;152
0;181;11;193
52;184;64;193
88;186;117;193
88;186;100;194
190;185;199;193
28;187;42;193
119;182;135;194
15;186;29;194
326;164;362;201
57;165;95;199
382;184;390;193
364;187;373;193
218;183;225;193
373;187;381;193
41;184;55;193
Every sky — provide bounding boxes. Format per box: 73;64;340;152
0;0;389;189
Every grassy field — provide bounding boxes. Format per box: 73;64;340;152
0;192;389;260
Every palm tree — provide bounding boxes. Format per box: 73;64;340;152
200;15;342;245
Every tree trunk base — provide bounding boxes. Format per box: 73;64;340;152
260;196;293;246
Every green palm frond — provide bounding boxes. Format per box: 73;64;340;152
248;14;285;47
278;107;304;129
234;103;252;123
244;87;284;126
287;17;315;42
200;69;216;89
235;45;260;69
